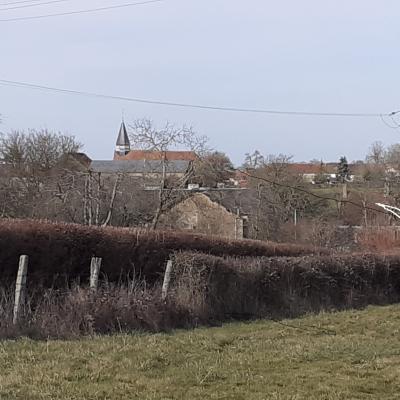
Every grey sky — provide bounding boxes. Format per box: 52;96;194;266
0;0;399;165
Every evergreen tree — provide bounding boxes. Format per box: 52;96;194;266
337;156;350;183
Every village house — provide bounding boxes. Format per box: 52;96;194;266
286;162;369;183
158;193;245;239
287;163;339;183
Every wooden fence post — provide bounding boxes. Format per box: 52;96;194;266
13;255;29;325
90;257;102;290
162;260;173;301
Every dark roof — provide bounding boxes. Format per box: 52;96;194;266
65;152;92;167
89;160;191;174
114;149;197;161
116;122;130;147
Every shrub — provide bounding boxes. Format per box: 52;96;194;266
170;252;400;321
0;218;326;286
3;250;400;339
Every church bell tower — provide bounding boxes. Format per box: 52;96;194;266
115;121;131;156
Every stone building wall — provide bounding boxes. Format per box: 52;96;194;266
159;193;244;239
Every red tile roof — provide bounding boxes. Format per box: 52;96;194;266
287;163;337;174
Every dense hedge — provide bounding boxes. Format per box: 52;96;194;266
171;252;400;320
2;251;399;339
0;219;325;285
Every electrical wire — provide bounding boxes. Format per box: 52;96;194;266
0;0;74;12
380;114;398;129
0;79;395;118
0;0;52;5
390;115;400;129
380;113;400;130
0;0;165;21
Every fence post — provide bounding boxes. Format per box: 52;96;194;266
13;255;29;325
90;257;102;290
162;260;173;301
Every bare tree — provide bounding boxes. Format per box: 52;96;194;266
0;129;82;173
0;131;27;170
243;150;265;169
366;141;386;164
128;119;209;229
80;171;127;227
385;143;400;169
244;152;313;241
193;151;234;187
0;129;83;220
129;119;209;154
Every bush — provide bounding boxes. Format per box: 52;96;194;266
0;218;326;286
3;250;400;339
170;252;400;321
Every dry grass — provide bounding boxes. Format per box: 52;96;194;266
357;228;400;252
1;305;400;399
0;283;192;340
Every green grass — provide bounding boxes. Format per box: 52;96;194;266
1;306;400;400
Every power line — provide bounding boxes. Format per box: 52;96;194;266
0;0;51;5
0;0;165;21
0;0;73;12
380;114;400;130
0;79;395;118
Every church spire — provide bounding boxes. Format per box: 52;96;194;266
115;121;130;156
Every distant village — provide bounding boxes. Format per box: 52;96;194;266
85;122;396;187
0;122;398;247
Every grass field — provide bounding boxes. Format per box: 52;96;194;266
1;305;400;400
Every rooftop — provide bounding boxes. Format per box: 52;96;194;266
89;159;191;174
114;150;198;162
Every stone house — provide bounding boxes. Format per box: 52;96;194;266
159;193;244;239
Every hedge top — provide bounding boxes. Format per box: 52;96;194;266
0;218;327;285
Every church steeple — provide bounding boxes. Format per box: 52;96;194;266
115;121;130;156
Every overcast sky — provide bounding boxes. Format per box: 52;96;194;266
0;0;399;165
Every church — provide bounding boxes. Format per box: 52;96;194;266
88;122;196;177
113;122;197;162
